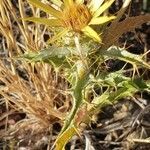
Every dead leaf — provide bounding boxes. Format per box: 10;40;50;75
102;15;150;49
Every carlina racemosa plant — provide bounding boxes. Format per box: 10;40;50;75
22;0;150;149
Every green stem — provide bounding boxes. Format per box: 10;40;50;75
59;35;88;134
60;75;87;134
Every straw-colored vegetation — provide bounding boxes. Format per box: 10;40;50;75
0;0;70;147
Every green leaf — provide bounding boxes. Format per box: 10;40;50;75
55;69;89;150
95;71;130;87
132;78;149;90
100;46;150;70
28;0;62;18
90;71;150;113
20;46;71;67
90;81;136;112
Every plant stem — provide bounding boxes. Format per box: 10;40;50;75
60;76;86;133
59;35;88;134
74;34;88;69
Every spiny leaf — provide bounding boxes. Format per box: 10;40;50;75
90;76;150;113
20;46;71;67
55;71;89;150
92;71;130;87
100;46;150;70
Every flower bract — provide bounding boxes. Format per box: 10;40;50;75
26;0;116;42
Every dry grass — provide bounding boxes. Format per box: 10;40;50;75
0;0;150;149
0;0;70;145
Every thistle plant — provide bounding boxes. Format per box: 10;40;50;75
25;0;115;43
21;0;150;149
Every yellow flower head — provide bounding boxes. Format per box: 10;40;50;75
62;3;91;32
26;0;116;42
